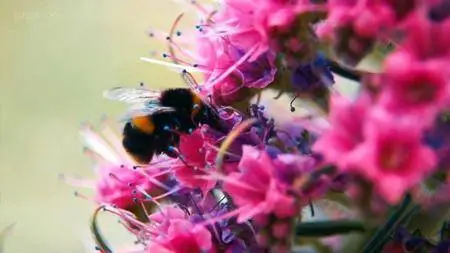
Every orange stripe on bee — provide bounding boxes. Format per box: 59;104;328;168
131;116;155;134
191;92;203;116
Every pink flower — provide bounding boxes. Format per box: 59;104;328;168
196;34;276;104
78;124;168;209
380;56;448;124
174;129;217;193
273;154;316;185
148;221;213;253
147;207;213;253
346;110;437;204
223;146;298;222
162;220;213;253
174;127;239;193
94;163;164;209
316;0;398;64
399;10;450;62
319;0;397;37
313;93;373;170
148;206;186;235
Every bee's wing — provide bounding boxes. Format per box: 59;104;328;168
103;87;161;104
119;104;176;122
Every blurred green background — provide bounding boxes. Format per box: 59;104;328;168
0;1;186;252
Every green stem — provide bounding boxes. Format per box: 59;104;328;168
296;220;366;237
91;206;113;253
360;194;412;253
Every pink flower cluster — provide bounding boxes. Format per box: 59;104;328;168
314;2;450;204
66;1;450;253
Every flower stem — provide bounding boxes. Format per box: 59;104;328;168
295;219;366;237
360;194;412;253
328;59;361;82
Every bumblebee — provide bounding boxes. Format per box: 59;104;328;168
104;82;222;164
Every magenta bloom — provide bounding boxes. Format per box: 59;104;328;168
148;206;213;253
79;125;167;209
313;93;373;170
94;163;163;209
148;205;186;235
174;129;217;193
346;110;437;204
223;146;298;222
380;52;448;125
400;10;450;62
316;0;406;64
161;220;213;253
196;34;277;105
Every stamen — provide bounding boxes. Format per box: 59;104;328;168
153;187;182;201
139;200;151;218
99;121;134;164
73;191;98;204
189;0;208;15
196;208;242;227
204;45;258;89
140;57;202;73
80;125;121;165
204;143;241;159
290;95;299;112
208;195;227;212
235;205;264;223
134;169;171;191
161;53;197;67
168;13;185;65
216;118;258;170
59;174;94;188
196;172;260;192
181;69;200;91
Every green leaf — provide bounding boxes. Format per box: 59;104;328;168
296;220;366;237
0;223;15;253
91;206;113;253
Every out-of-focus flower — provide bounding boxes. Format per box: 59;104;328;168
346;110;437;204
380;57;448;124
291;53;334;92
425;113;450;171
313;93;372;170
317;0;397;64
382;224;450;253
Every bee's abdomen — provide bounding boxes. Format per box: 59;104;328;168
131;115;155;134
122;122;155;164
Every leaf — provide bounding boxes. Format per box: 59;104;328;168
90;206;113;253
0;223;15;253
296;220;366;237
